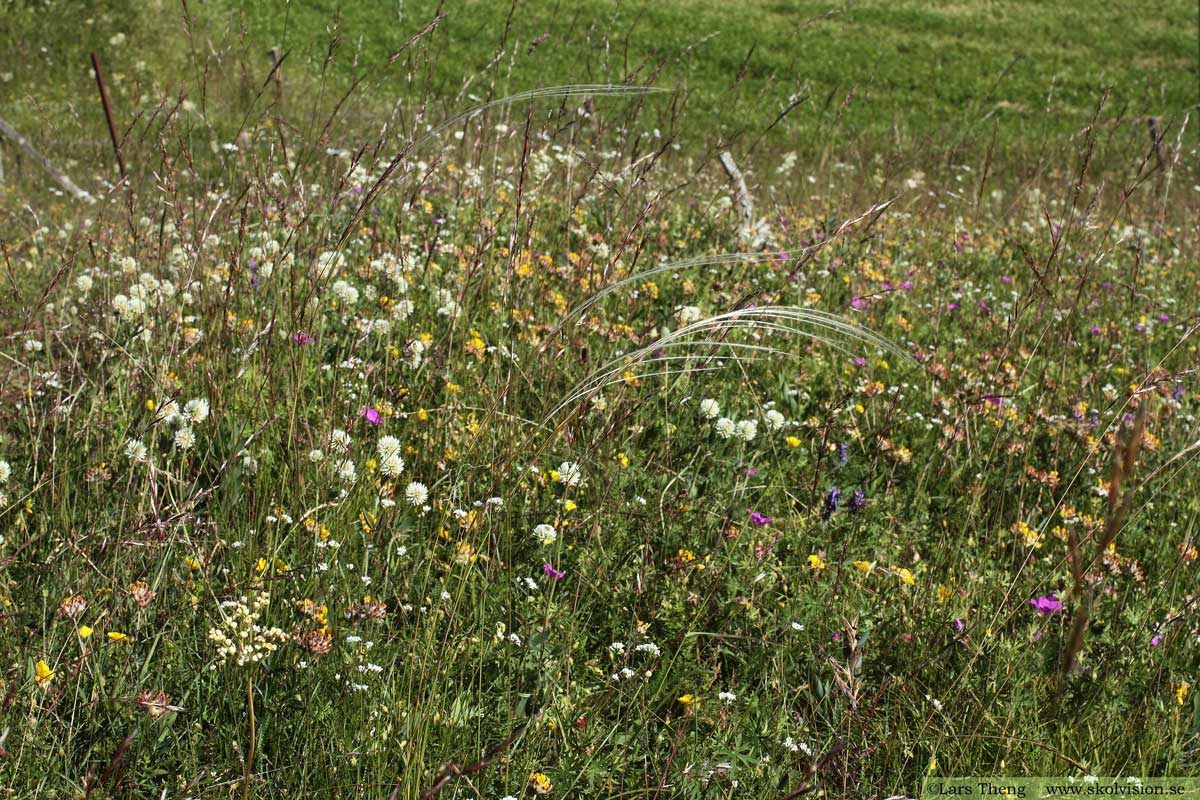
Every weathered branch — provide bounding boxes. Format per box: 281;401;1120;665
718;150;754;236
0;114;96;203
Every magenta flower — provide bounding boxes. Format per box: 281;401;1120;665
291;331;315;345
360;407;383;425
1150;635;1162;647
543;563;565;580
1030;595;1064;615
748;510;772;526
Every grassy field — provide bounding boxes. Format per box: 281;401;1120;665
0;2;1198;799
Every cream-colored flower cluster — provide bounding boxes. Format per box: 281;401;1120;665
207;592;288;667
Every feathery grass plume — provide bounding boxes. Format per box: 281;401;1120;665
554;197;895;336
545;305;909;423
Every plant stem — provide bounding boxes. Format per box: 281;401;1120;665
244;673;255;800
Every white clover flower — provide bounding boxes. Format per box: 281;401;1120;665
335;459;356;482
75;275;93;292
556;461;582;487
735;419;758;442
0;460;10;484
308;448;324;462
377;435;402;461
718;691;737;703
183;398;209;425
328;429;352;453
534;524;558;546
331;279;359;305
174;426;196;450
405;481;429;506
699;398;721;419
379;453;405;477
715;417;736;439
765;409;786;430
160;400;182;426
677;305;702;325
123;439;147;463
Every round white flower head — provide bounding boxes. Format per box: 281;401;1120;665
405;481;429;507
379;453;405;477
159;400;182;426
184;398;209;425
765;409;786;430
75;274;93;292
715;417;736;439
377;435;402;461
174;426;196;450
335;459;356;482
699;398;720;419
677;305;702;325
328;429;352;453
533;524;558;546
556;461;582;487
0;460;10;484
735;419;758;442
307;448;324;462
123;439;148;463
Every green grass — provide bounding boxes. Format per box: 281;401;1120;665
1;0;1195;175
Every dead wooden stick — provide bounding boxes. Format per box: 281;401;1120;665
718;151;754;236
90;51;127;181
0;114;95;202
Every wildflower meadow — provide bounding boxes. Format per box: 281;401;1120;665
0;2;1197;798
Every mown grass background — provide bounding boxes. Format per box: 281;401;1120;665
0;2;1198;799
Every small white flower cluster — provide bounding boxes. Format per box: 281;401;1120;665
154;397;210;452
533;523;558;546
207;592;288;668
715;417;757;442
377;435;405;477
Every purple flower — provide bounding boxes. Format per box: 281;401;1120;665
1030;595;1064;615
292;331;315;345
848;490;866;512
745;467;758;477
953;618;965;633
947;302;959;311
1150;635;1162;647
838;443;848;465
748;510;773;526
852;357;867;367
360;407;383;425
543;563;565;580
850;296;869;310
822;488;842;520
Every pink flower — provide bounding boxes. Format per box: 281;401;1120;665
291;331;315;345
1030;595;1064;615
360;407;383;425
543;563;565;580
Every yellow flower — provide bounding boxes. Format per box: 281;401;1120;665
785;436;801;448
852;560;875;574
896;568;915;585
677;694;697;707
808;554;826;570
78;625;94;639
528;772;554;795
34;660;55;687
562;499;577;512
1178;683;1190;706
107;631;129;642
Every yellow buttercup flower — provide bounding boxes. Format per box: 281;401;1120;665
896;568;915;586
107;631;129;642
78;625;94;639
